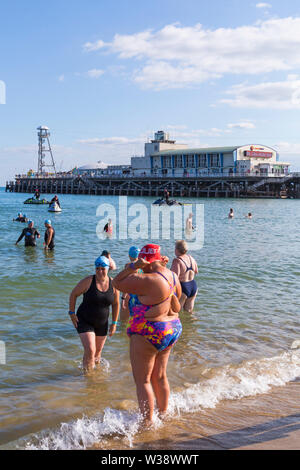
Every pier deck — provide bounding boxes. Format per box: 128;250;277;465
5;174;300;198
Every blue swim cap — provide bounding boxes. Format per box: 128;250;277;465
95;255;110;269
18;212;21;216
45;219;51;225
23;214;26;218
28;220;33;225
129;246;140;259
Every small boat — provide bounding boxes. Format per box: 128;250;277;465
152;198;182;206
24;197;50;205
280;190;288;199
48;202;62;212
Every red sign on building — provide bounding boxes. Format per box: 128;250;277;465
245;151;273;158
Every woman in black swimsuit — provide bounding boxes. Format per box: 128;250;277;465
69;256;119;372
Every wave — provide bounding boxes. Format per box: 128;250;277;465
22;349;300;450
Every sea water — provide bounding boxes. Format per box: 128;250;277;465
0;189;299;449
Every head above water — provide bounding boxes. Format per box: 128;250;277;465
175;240;188;255
44;219;51;226
101;250;110;258
28;220;34;226
129;246;140;260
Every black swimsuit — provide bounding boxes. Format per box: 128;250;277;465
44;228;55;250
76;276;114;336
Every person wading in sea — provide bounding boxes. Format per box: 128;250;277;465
112;244;182;425
69;256;119;372
171;240;198;313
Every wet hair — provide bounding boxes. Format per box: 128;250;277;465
175;240;188;254
101;250;110;257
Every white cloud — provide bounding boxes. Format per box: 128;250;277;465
221;76;300;109
86;69;104;79
58;74;65;82
256;3;272;8
83;40;106;52
84;17;300;89
227;121;256;129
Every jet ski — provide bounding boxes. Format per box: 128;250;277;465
48;202;62;212
24;197;50;204
152;198;182;206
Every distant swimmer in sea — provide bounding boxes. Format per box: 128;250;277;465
120;246;140;321
112;244;182;425
101;250;117;271
228;208;234;219
69;256;119;372
103;218;113;237
13;212;27;223
15;220;40;247
185;212;195;235
43;219;55;250
246;212;252;219
171;240;198;313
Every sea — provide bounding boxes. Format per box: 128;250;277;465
0;188;299;450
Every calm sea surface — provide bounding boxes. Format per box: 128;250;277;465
0;188;299;449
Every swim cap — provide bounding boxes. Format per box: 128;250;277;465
95;255;110;269
138;244;162;263
18;213;21;216
44;219;51;225
129;246;140;259
101;250;110;257
28;220;33;225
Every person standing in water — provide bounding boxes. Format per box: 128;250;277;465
103;219;113;237
15;220;40;247
44;220;55;250
69;256;119;372
171;240;198;313
120;246;140;321
228;208;234;219
112;244;182;425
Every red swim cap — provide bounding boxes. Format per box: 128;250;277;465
138;244;162;263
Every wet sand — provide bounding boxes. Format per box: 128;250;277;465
99;380;300;451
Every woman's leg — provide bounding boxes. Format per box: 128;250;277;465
183;290;198;313
94;335;107;364
79;332;96;372
150;346;172;416
130;334;157;424
179;292;187;310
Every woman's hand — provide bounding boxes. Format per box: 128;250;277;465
160;255;169;266
109;323;117;337
134;258;150;270
70;314;78;329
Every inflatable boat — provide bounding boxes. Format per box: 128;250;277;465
152;198;182;206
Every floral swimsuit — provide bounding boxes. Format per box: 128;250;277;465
127;271;182;351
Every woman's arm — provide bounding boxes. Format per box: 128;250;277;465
109;286;120;337
68;276;92;328
111;259;150;295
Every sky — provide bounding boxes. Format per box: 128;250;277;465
1;0;300;184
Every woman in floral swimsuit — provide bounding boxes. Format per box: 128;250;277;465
112;244;182;424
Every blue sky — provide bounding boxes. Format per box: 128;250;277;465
1;0;300;184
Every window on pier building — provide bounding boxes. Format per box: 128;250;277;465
186;155;195;168
174;155;183;168
162;156;172;168
208;153;220;167
198;154;207;168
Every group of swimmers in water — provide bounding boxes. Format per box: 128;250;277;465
14;216;55;250
228;208;253;219
69;240;198;425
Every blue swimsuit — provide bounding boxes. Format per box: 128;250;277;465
179;256;198;298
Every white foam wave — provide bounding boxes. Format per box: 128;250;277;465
24;350;300;450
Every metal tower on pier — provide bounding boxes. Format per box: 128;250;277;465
37;126;57;175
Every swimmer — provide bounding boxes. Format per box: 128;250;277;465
120;246;140;321
15;220;40;247
171;240;198;313
103;218;113;237
43;219;55;250
112;244;182;424
13;213;27;223
69;256;119;372
228;208;234;219
246;212;252;219
101;250;116;271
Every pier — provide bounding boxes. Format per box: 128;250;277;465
5;173;300;198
